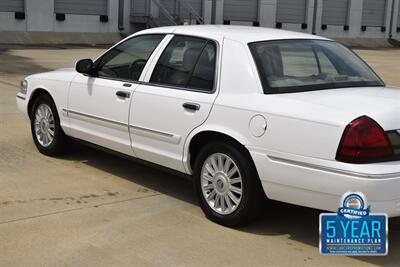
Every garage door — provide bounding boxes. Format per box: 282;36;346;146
180;0;203;19
161;0;175;15
55;0;108;15
131;0;147;16
322;0;349;25
160;0;202;19
362;0;387;26
276;0;307;24
223;0;258;22
0;0;24;12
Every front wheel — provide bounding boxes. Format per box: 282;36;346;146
193;142;265;227
30;94;69;156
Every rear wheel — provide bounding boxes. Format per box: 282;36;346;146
193;141;265;227
30;94;69;156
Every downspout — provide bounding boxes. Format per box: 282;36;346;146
118;0;125;31
312;0;318;35
389;0;396;39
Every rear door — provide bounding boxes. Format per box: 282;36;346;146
129;35;219;172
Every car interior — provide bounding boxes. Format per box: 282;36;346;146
150;37;216;91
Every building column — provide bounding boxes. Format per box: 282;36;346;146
258;0;277;28
348;0;363;38
203;0;212;24
306;0;315;33
392;0;400;38
150;0;160;18
109;0;120;32
121;0;131;33
313;0;323;35
385;0;394;38
25;0;54;31
214;0;224;24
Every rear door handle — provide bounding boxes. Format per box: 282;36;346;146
183;102;200;111
116;91;130;98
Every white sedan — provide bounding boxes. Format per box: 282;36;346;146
16;25;400;226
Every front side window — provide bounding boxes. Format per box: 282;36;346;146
150;36;217;91
249;40;384;94
96;34;165;81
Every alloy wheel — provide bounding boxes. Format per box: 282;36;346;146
200;153;243;215
34;104;55;147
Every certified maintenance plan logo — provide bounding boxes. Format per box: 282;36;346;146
320;192;388;255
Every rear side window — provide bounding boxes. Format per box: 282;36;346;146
150;36;217;92
187;43;217;90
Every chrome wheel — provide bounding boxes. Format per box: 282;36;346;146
34;104;55;147
201;153;243;215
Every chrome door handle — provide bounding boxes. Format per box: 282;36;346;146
183;102;200;111
116;91;130;98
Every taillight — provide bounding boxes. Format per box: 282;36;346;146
336;116;393;163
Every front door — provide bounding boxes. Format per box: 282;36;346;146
67;34;166;155
129;35;219;172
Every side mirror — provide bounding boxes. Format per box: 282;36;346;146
76;59;95;75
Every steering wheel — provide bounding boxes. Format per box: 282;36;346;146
129;59;148;80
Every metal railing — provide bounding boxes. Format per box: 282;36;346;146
151;0;178;26
178;0;204;24
130;0;204;28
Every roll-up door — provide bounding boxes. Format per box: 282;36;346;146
160;0;202;20
223;0;258;22
362;0;387;26
181;0;203;18
0;0;24;12
131;0;147;16
322;0;349;25
276;0;307;24
161;0;176;15
55;0;108;15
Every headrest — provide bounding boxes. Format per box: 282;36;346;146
260;46;283;77
183;48;200;71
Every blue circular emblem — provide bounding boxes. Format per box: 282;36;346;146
338;192;370;219
343;193;365;210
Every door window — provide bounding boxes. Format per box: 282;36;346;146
96;34;165;81
150;36;217;92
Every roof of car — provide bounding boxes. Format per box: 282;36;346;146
136;25;329;44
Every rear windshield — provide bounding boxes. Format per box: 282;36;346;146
249;40;384;94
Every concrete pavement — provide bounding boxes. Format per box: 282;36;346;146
1;46;400;267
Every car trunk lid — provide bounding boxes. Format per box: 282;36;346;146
279;86;400;131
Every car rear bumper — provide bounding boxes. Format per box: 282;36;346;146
249;149;400;217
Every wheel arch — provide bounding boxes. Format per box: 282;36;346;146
185;128;253;174
27;88;55;119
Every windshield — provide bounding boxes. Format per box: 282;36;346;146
249;40;384;94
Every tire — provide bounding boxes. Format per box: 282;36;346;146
193;141;265;227
30;94;69;156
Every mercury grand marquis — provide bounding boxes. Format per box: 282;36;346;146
16;25;400;226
